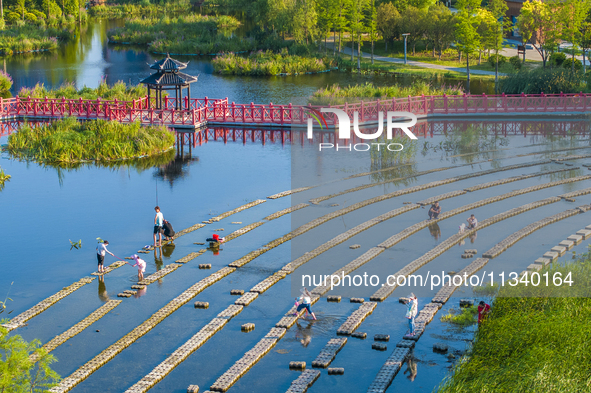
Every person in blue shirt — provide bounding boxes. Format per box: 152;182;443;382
153;206;164;247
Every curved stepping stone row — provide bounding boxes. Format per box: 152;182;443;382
268;187;313;199
234;292;258;306
91;260;127;276
30;300;122;362
264;203;309;221
311;337;348;368
285;370;321;393
370;196;567;302
365;348;411;393
49;267;236;393
209;328;287;392
174;223;206;238
209;199;266;222
526;225;591;274
432;258;490;304
2;277;95;332
482;208;585;258
463;167;579;192
336;302;377;335
223;222;265;241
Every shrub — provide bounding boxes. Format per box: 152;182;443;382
487;54;506;68
25;12;37;23
0;70;13;93
563;57;582;71
549;51;566;67
499;67;584;94
5;12;20;25
509;55;522;70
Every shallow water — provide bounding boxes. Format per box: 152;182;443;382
2;116;591;392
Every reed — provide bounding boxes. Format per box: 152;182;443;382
0;24;72;55
18;80;147;101
8;118;175;164
90;0;191;18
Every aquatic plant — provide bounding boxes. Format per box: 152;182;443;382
440;305;478;326
18;80;147;101
90;0;191;18
0;24;72;55
212;51;337;76
0;167;10;190
8;117;175;164
309;82;463;105
107;14;244;54
438;253;591;392
499;68;587;94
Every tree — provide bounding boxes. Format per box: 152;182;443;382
561;0;590;73
376;2;400;52
293;0;318;44
367;0;378;63
426;4;456;60
348;0;368;71
334;0;350;55
580;16;591;73
455;0;481;83
400;6;427;55
485;0;512;83
517;0;562;68
317;0;338;52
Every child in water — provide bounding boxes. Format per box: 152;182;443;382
293;288;317;320
130;254;147;281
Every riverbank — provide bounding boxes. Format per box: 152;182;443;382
7;118;175;164
0;25;73;55
438;256;591;392
213;51;338;76
89;0;191;18
18;81;147;101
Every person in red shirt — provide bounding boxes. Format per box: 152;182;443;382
478;301;490;325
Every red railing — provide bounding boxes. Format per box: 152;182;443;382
0;93;588;128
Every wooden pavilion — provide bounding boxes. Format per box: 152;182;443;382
140;54;198;110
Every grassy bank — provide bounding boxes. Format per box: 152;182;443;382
90;0;190;18
309;81;463;105
18;81;147;101
107;15;246;55
439;255;591;392
8;118;175;163
0;24;73;55
213;50;337;76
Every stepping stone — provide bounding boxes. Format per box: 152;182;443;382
349;244;361;249
231;222;242;224
534;257;551;267
311;338;347;368
230;289;244;296
241;323;255;332
187;385;199;393
372;343;387;351
585;225;591;230
461;253;474;259
433;343;449;353
374;334;390;342
350;298;364;303
351;332;367;339
527;264;542;271
194;301;209;309
550;246;567;256
289;361;306;370
564;198;576;202
464;249;477;254
396;340;415;349
543;251;559;261
559;240;575;250
327;368;344;375
459;299;474;308
331;204;339;207
117;293;131;298
399;297;409;304
567;234;583;245
194;242;206;245
199;264;212;269
327;296;341;302
576;229;591;239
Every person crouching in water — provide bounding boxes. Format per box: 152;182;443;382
405;293;418;336
163;219;175;242
293;288;317;320
131;254;147;281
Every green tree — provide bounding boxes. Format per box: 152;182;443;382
317;0;337;52
580;16;591;73
561;0;590;73
367;0;378;63
426;3;456;60
485;0;512;83
517;0;562;68
455;0;481;83
400;6;427;55
348;0;368;70
293;0;318;44
376;2;400;52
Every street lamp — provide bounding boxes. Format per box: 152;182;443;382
402;33;410;65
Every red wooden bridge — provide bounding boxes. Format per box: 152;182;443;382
0;92;589;130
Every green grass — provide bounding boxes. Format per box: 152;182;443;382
440;305;479;326
438;254;591;392
309;81;463;105
107;14;247;55
89;0;191;18
8;118;175;164
0;24;72;55
212;50;337;76
18;81;148;102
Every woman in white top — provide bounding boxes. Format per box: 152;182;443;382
405;293;418;336
294;288;317;320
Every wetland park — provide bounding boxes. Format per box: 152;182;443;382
1;0;591;392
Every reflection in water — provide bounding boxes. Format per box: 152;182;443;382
154;247;163;271
295;320;315;348
162;243;175;258
98;275;109;302
153;151;199;188
428;222;441;241
469;231;478;244
134;286;147;298
404;351;418;382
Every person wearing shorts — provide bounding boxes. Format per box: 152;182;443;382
154;206;164;247
294;288;317;320
96;240;114;273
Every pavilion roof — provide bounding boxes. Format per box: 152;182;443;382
149;53;189;71
140;71;198;86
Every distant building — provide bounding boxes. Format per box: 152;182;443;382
506;0;526;37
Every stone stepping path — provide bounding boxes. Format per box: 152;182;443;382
30;300;122;362
311;338;348;368
264;203;309;221
336;303;377;336
365;348;411;393
285;370;320;393
208;199;266;222
268;187;313;199
2;277;95;332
